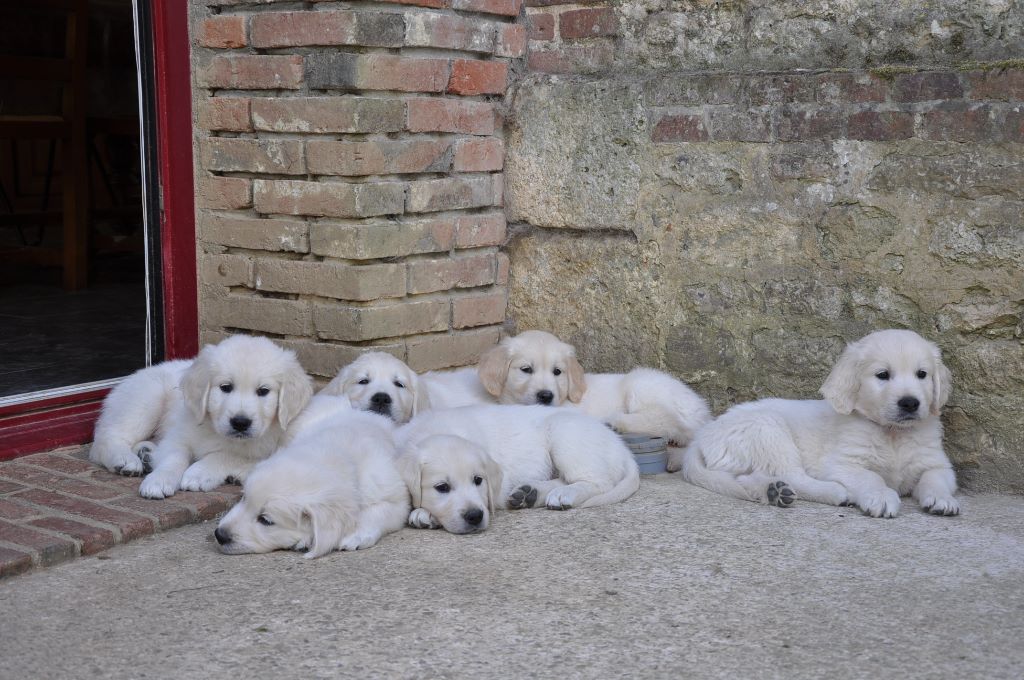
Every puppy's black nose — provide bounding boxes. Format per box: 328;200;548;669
229;415;252;433
370;392;392;406
463;508;484;526
536;390;554;405
214;527;232;545
898;397;920;413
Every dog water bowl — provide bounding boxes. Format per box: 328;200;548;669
620;433;668;474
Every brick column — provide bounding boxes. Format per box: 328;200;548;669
191;0;525;378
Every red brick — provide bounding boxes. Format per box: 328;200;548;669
201;215;309;253
408;252;496;294
199;98;252;131
407;98;495;135
919;103;994;142
528;13;555;41
203;138;305;175
84;469;145;494
0;480;26;494
560;8;618;39
251;97;405;133
205;294;313;337
776;106;844;141
452;0;522;17
893;72;964;102
21;453;94;475
306;139;450;176
847;110;915;141
406;176;495;213
455;213;506;248
526;0;600;5
817;72;888;104
197;15;248;49
306;53;449;93
448;59;508;96
197;177;252;210
651;114;708;143
0;546;32;578
0;521;77;566
0;498;36;520
497;24;527;58
527;43;614;74
314;300;449;342
405;13;497;53
496;251;510;284
28;518;115;556
15;489;154;541
453;289;507;328
310;218;455;259
250;10;404;49
376;0;448;8
254;179;406;218
453;138;504;172
966;69;1024;101
0;464;123;501
170;491;240;521
200;55;304;90
406;327;501;371
255;259;406;301
492;173;504;207
108;497;193;530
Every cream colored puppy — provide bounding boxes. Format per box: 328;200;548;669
396;405;640;534
215;396;409;557
478;330;711;468
90;335;313;499
682;329;959;518
320;352;492;424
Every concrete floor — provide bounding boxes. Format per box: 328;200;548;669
2;475;1022;679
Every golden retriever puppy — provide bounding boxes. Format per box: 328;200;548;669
396;405;640;534
477;331;711;469
681;329;959;518
215;396;409;558
90;335;313;499
320;352;492;424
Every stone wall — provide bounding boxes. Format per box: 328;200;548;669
507;1;1024;491
189;0;523;377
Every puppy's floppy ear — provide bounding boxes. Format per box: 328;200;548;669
303;502;354;559
181;346;215;424
820;339;863;415
483;452;503;515
478;343;511;397
930;344;953;416
277;356;313;430
320;360;356;397
396;450;423;508
409;371;431;419
566;354;587;403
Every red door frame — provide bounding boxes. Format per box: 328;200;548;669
0;0;197;460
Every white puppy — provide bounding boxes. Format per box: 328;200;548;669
90;335;313;499
396;405;640;534
681;329;959;518
477;330;711;468
320;352;492;424
215;396;409;557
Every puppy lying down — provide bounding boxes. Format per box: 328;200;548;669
682;329;959;518
396;405;640;534
215;396;409;557
477;331;711;470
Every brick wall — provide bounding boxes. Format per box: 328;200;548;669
508;1;1024;492
191;0;525;377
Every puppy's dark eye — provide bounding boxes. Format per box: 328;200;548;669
256;386;270;397
916;370;927;379
358;378;370;385
876;371;890;381
219;383;233;393
257;514;274;526
473;476;483;486
520;366;533;374
394;381;405;389
434;482;451;494
553;368;562;376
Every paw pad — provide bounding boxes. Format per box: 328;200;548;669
508;485;538;509
766;481;796;508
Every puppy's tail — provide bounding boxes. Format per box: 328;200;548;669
680;443;757;502
580;464;640;508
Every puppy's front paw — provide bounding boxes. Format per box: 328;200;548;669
766;481;796;508
921;496;960;517
545;487;577;511
139;470;179;499
858;488;901;518
508;485;538;509
339;529;381;551
665;449;683;473
408;508;440;529
179;467;226;492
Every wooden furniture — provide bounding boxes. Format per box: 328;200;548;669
0;0;90;290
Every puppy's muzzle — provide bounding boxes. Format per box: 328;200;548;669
897;396;919;414
369;392;392;416
463;507;484;527
229;415;252;436
536;390;554;405
214;527;232;545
